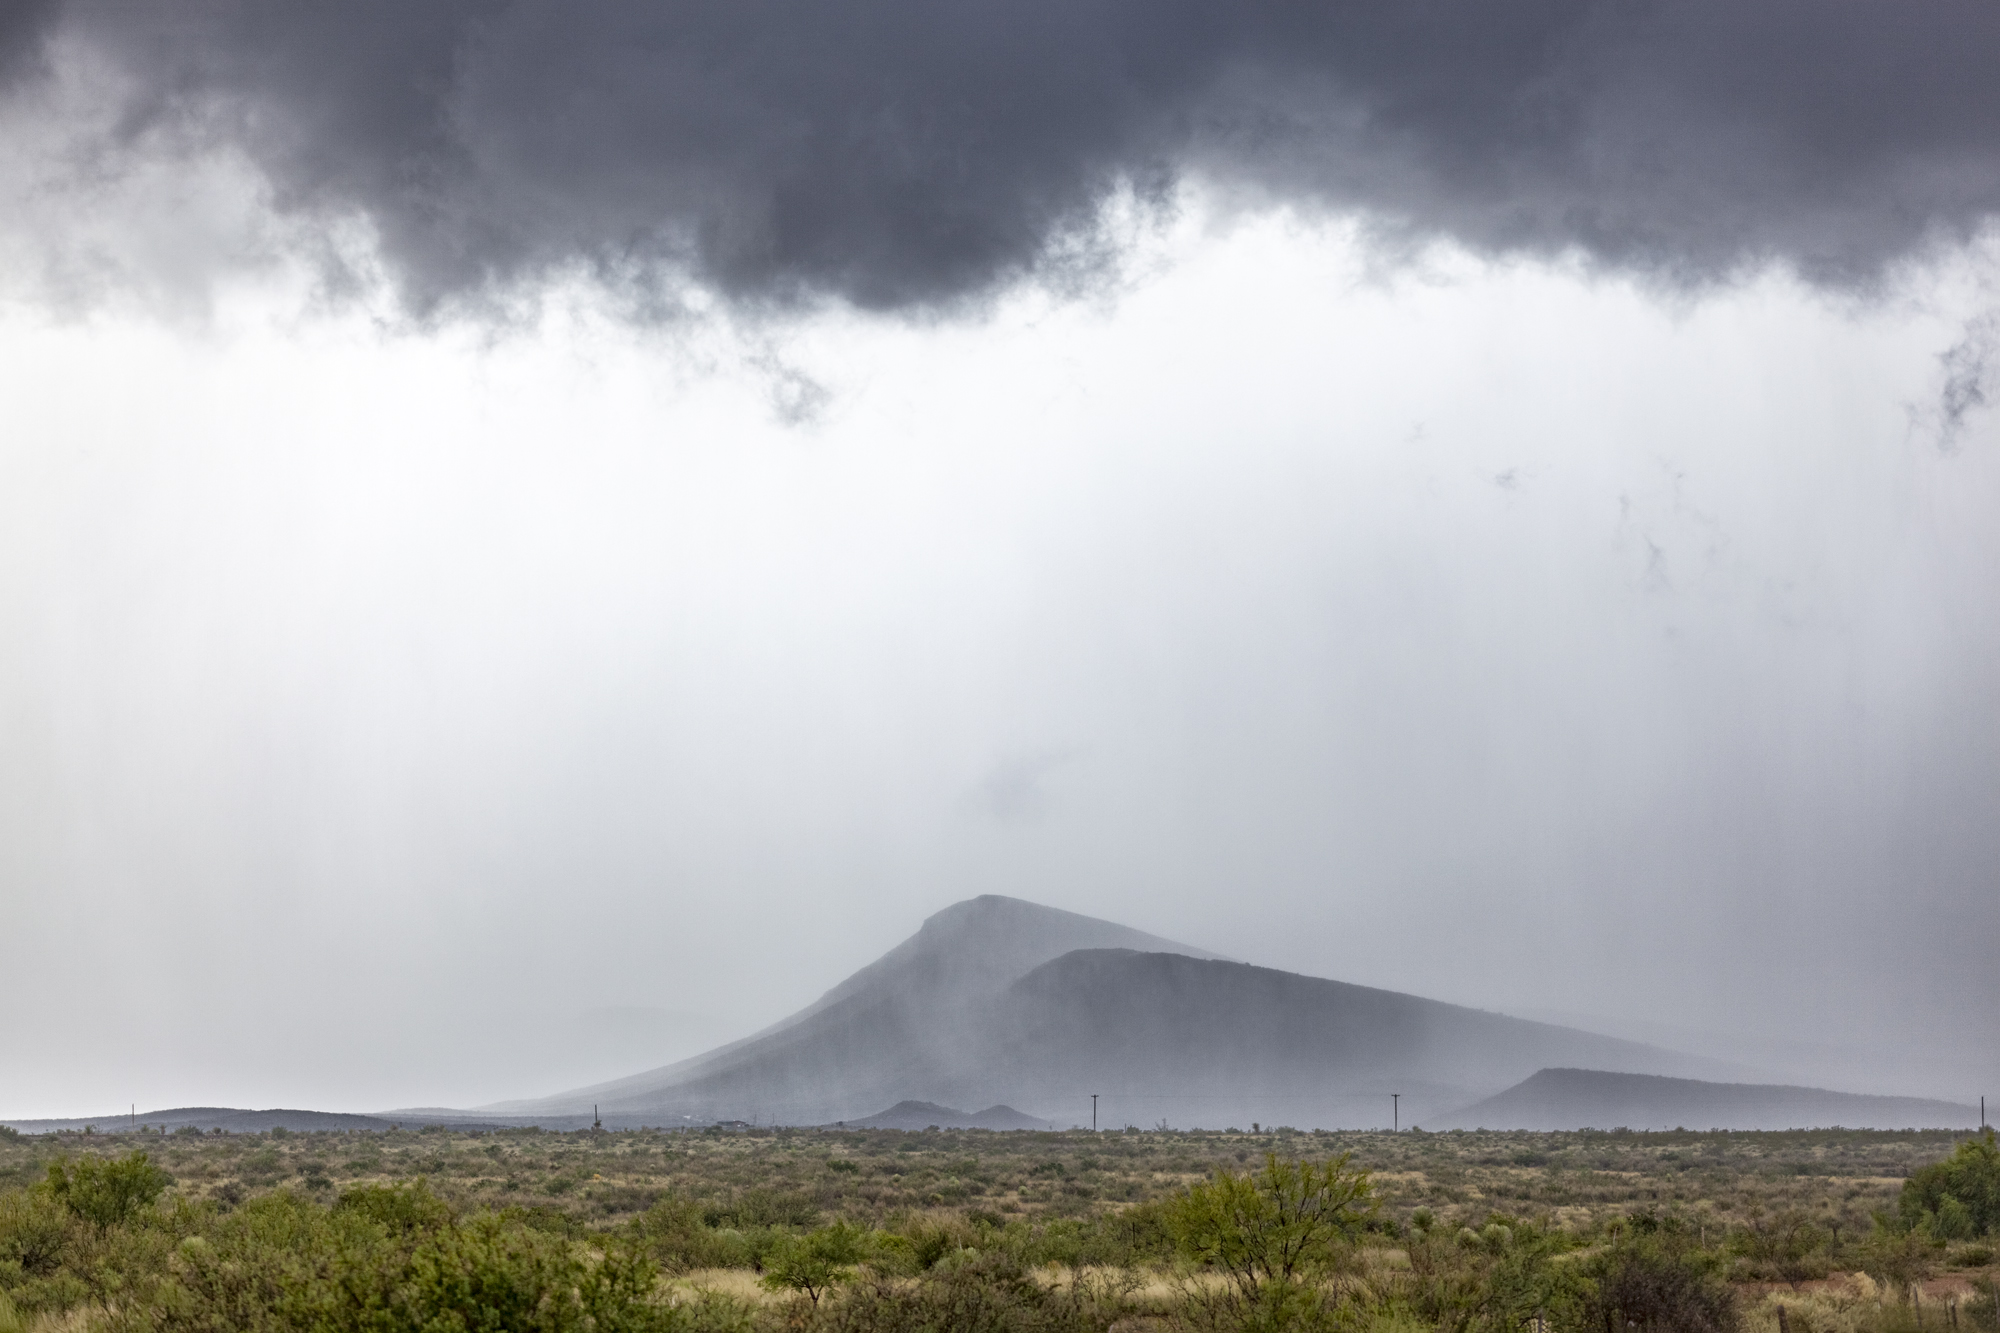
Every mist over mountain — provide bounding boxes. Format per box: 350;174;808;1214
21;897;1964;1135
459;896;1739;1130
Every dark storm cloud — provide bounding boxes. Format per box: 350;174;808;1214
0;0;56;79
12;0;2000;310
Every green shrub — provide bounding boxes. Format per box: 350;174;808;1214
335;1180;453;1236
1474;1218;1593;1333
149;1189;682;1333
760;1222;866;1305
815;1250;1107;1333
5;1272;89;1319
1858;1220;1944;1293
150;1194;365;1332
496;1204;588;1239
1900;1132;2000;1238
42;1151;172;1229
1038;1202;1173;1269
1584;1243;1738;1333
1166;1153;1375;1304
1935;1197;1977;1241
1400;1214;1591;1333
0;1187;72;1279
1730;1211;1830;1288
630;1196;753;1272
397;1214;662;1333
895;1216;981;1272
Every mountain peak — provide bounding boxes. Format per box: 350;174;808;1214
809;895;1219;1012
912;894;1211;952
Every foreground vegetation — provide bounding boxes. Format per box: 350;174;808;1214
1;1122;1995;1333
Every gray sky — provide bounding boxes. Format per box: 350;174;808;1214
1;2;1997;1118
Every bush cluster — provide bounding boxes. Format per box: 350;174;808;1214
1;1137;1996;1333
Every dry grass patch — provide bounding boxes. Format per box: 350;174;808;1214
668;1268;788;1305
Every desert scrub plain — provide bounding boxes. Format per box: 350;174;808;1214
1;1122;1995;1333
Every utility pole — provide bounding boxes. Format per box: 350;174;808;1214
1092;1094;1098;1132
1392;1094;1400;1133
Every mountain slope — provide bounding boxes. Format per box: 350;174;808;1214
1438;1068;1979;1131
958;950;1740;1129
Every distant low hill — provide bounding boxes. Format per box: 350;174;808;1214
1439;1068;1980;1131
443;895;1740;1129
2;1107;402;1135
836;1101;1057;1131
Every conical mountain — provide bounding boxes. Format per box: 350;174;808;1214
472;896;1741;1129
480;895;1221;1124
